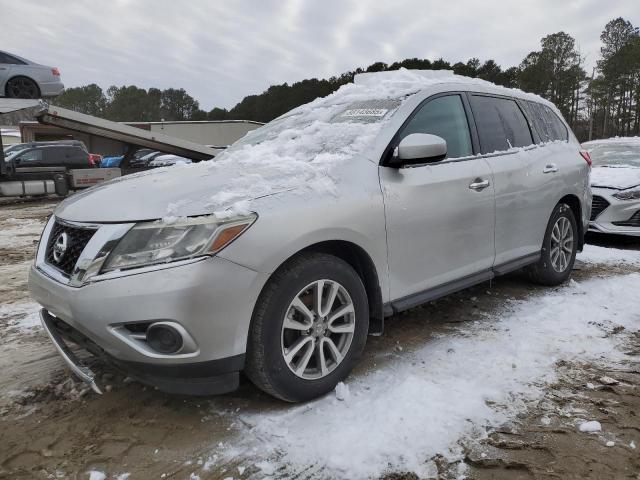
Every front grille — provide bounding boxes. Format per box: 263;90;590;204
45;221;96;276
590;195;610;221
612;210;640;227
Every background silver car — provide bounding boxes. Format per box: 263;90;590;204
585;138;640;236
0;50;64;98
29;71;590;402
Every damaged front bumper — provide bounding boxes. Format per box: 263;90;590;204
40;309;102;394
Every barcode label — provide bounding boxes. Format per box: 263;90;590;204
341;108;388;117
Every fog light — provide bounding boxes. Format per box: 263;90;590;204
146;323;184;354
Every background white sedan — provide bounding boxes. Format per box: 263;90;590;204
0;50;64;98
584;137;640;236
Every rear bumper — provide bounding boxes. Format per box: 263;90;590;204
41;308;244;395
39;80;64;97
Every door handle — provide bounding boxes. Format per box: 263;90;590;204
469;178;490;191
543;164;558;173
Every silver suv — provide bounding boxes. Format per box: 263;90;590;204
29;71;591;402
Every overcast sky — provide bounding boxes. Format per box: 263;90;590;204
1;0;638;110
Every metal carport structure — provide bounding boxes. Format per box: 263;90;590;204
1;99;217;176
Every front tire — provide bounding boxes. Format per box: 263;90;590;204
245;252;369;402
527;203;577;286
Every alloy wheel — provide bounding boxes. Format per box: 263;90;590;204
281;279;355;380
550;216;573;273
7;78;38;99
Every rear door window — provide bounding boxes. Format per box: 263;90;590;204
397;95;473;159
470;95;534;154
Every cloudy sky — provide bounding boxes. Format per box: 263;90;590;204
1;0;638;110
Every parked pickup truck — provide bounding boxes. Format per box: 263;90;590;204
0;140;120;197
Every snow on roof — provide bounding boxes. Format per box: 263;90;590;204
353;68;552;105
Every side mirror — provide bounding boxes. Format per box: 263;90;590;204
389;133;447;168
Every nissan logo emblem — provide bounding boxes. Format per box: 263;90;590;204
53;232;69;263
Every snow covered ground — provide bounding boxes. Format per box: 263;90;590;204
1;198;638;479
212;244;640;479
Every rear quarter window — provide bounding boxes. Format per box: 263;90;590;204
470;95;533;154
521;101;568;143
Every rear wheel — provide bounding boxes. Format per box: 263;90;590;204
245;252;369;402
6;76;39;99
527;203;577;286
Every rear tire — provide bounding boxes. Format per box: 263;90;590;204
527;203;577;286
245;252;369;402
6;76;40;99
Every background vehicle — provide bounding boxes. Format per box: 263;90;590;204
30;71;590;402
88;153;102;167
0;140;119;197
148;154;192;167
0;50;64;98
584;137;640;236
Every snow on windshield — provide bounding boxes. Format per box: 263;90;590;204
584;137;640;167
170;69;548;219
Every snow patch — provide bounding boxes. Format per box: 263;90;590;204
578;421;602;433
227;271;640;479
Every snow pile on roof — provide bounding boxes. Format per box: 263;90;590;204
164;69;547;219
220;245;640;479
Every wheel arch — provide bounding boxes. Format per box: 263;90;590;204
255;240;385;336
5;75;41;98
558;194;584;251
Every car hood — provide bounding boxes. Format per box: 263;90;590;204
591;165;640;190
54;162;296;223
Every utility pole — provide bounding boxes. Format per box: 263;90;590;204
588;67;595;141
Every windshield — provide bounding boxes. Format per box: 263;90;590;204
229;98;402;151
587;142;640;167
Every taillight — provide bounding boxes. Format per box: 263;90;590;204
52;68;60;76
579;150;592;167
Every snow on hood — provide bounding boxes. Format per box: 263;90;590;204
56;69;549;223
590;165;640;190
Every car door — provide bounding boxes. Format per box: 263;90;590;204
12;148;46;180
0;52;13;90
379;93;496;304
468;94;561;265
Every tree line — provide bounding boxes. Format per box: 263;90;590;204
55;17;639;141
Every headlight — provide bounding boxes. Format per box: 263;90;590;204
101;214;256;273
613;190;640;201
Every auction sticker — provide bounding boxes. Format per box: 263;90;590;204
341;108;388;117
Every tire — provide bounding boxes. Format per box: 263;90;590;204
527;203;578;286
245;252;369;402
6;76;40;99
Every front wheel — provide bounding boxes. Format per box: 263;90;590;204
527;203;578;286
245;252;369;402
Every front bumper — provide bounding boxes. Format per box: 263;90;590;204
29;255;269;394
589;188;640;237
40;309;244;395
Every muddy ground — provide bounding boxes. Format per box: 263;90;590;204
0;198;638;479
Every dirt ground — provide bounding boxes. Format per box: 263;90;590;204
0;198;639;480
